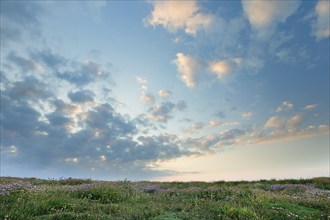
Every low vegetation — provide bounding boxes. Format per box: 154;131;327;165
1;177;329;219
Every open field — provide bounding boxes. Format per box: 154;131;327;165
0;177;329;219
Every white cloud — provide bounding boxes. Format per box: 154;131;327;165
173;53;201;88
319;124;329;133
265;116;282;128
303;104;317;110
311;0;330;40
208;120;222;128
159;89;172;98
243;57;264;73
65;157;79;163
264;114;303;132
276;101;294;112
241;112;253;120
209;60;232;80
208;120;240;128
242;0;300;38
148;102;175;123
135;76;148;92
99;155;107;161
248;123;329;145
140;94;155;105
275;48;296;63
185;122;205;135
287;115;303;131
145;1;213;35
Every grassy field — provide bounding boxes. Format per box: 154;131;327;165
0;177;329;219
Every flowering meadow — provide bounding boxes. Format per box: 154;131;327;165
0;177;329;219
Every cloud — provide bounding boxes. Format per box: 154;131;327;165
159;89;172;98
287;115;303;131
220;128;245;141
174;54;241;87
1;92;45;138
265;114;303;132
275;48;296;64
146;99;187;124
0;74;197;178
242;57;264;74
135;76;148;92
135;76;156;104
184;115;328;152
183;128;246;152
303;104;317;110
276;101;294;112
242;0;300;38
241;112;253;120
56;60;110;86
208;120;240;128
208;120;222;128
148;102;176;123
6;52;41;73
31;49;67;70
185;122;205;135
175;100;188;111
209;60;233;80
214;110;226;119
68;90;95;104
145;1;213;35
247;124;329;145
310;0;330;40
6;76;51;101
140;94;155;105
173;53;203;88
83;1;107;21
1;47;200;180
265;116;283;129
0;1;42;45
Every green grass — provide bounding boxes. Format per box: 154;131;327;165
1;177;329;219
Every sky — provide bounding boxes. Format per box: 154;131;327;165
0;0;329;181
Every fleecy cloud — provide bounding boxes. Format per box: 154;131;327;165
265;116;283;129
310;0;330;40
135;76;148;92
173;53;202;88
56;60;110;86
241;112;253;120
159;89;172;98
7;52;41;73
148;101;175;123
276;101;294;112
209;60;232;80
242;0;300;39
140;94;155;105
185;122;205;135
175;100;187;111
264;114;303;131
287;115;303;131
1;46;199;179
68;90;95;104
145;1;213;35
303;104;317;110
174;53;241;87
214;110;226;119
0;1;42;45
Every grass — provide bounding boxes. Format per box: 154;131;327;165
0;177;329;219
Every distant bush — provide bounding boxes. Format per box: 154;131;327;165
312;177;330;190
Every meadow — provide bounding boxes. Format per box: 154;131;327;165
0;177;329;219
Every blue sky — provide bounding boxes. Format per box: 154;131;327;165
1;0;329;181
